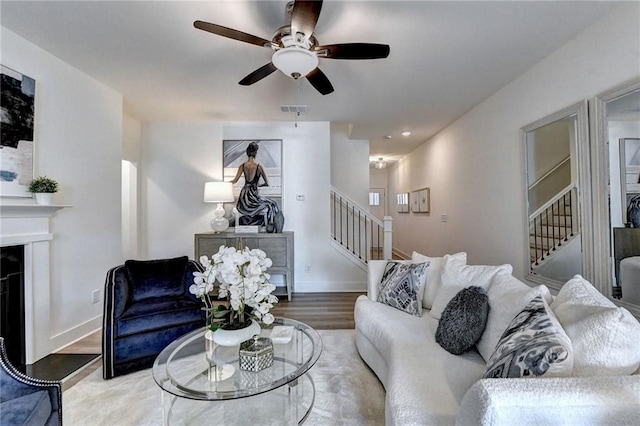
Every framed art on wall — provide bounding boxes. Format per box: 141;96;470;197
411;188;430;213
0;65;35;198
223;139;283;197
397;192;409;213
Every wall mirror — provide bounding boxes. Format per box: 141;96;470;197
522;101;592;290
592;78;640;317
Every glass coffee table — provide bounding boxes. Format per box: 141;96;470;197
152;318;323;425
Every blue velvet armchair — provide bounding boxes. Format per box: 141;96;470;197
0;337;62;425
102;256;205;379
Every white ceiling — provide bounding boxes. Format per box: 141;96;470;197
1;1;618;162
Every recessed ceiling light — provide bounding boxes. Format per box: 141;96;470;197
401;131;411;137
384;135;392;140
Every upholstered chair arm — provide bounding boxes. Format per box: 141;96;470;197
104;265;130;320
0;338;62;425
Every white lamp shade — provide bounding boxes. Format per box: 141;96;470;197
272;47;319;78
204;182;234;203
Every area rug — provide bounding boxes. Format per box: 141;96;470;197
63;330;385;425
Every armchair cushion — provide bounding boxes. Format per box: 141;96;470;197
117;296;202;336
126;256;190;302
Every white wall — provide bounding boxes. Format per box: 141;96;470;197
122;115;142;259
1;28;123;351
330;124;369;208
141;121;366;292
388;2;640;278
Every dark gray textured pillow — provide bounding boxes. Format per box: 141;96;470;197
436;286;489;355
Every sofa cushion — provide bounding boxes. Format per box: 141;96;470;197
430;255;512;319
354;295;486;425
476;273;552;361
551;275;640;376
412;251;467;309
377;261;430;316
0;390;52;426
125;256;190;302
436;286;489;355
484;295;573;379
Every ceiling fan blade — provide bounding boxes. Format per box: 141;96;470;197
291;0;323;41
239;62;278;86
315;43;390;60
194;20;272;48
306;68;334;95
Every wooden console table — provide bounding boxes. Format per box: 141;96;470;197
613;227;640;280
194;231;294;301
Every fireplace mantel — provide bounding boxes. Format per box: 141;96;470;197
0;201;71;363
0;203;70;218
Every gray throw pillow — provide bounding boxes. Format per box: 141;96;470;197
377;261;430;316
483;295;573;378
435;286;489;355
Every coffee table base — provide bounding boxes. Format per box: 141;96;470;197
161;373;315;425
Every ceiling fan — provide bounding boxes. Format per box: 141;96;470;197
194;0;390;95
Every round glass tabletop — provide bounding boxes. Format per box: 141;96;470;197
152;317;323;401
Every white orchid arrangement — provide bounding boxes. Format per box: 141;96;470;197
190;245;278;331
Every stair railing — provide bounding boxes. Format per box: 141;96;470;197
529;184;577;265
330;187;392;264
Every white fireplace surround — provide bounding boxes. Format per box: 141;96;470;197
0;201;69;364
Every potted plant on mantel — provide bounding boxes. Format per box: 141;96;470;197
28;176;59;205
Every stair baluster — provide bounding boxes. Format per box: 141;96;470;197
330;188;389;266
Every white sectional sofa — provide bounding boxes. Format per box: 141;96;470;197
354;253;640;425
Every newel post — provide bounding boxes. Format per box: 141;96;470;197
383;216;393;260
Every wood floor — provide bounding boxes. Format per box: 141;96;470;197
58;292;364;390
271;292;364;329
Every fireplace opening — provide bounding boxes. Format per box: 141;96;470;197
0;245;25;368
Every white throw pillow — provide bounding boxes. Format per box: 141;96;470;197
377;261;430;316
412;251;467;309
368;259;422;300
476;273;552;361
429;255;512;319
484;295;573;378
551;275;640;376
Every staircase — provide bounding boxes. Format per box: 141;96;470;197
529;184;578;269
330;187;392;269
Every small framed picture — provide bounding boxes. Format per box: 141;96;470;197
396;193;409;213
411;188;430;213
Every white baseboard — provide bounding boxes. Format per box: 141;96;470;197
50;315;102;353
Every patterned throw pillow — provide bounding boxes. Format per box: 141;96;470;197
436;286;489;355
377;261;430;316
483;296;573;378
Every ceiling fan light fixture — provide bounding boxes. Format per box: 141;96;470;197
272;47;319;79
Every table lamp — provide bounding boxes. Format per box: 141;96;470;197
204;182;234;232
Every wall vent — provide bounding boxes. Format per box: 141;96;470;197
280;105;308;113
